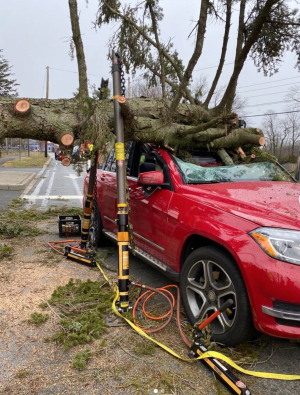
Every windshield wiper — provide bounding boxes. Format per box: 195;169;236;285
188;178;232;184
188;180;222;184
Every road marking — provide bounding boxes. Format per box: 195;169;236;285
41;167;56;209
22;195;83;200
23;169;50;206
70;173;84;196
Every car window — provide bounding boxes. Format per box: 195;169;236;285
173;157;294;184
103;148;115;172
102;141;133;173
125;141;133;175
139;152;163;175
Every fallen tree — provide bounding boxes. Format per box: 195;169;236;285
1;0;299;164
0;95;266;163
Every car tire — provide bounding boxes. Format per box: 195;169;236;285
88;202;106;248
180;246;256;346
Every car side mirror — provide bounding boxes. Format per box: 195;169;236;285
137;171;167;186
137;171;169;197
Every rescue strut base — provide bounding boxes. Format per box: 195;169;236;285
64;246;96;267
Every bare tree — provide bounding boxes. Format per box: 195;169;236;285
285;112;300;158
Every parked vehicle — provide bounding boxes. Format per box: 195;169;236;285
55;151;63;161
71;144;85;163
83;142;300;346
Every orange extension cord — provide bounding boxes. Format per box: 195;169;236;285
131;282;192;347
47;240;83;255
47;240;192;347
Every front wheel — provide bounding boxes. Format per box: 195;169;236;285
180;246;256;346
88;202;106;248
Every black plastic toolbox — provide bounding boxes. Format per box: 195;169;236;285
58;215;81;237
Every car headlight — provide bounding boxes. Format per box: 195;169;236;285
249;227;300;265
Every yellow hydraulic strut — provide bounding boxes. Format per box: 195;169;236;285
112;51;130;311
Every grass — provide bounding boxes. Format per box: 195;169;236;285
42;278;111;350
0;201;83;239
0;243;14;260
2;153;49;168
28;312;49;326
15;369;32;379
72;349;93;370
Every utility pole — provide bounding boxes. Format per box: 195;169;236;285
45;66;49;158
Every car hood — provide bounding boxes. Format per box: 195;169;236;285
182;181;300;229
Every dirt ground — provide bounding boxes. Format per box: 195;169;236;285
1;215;300;395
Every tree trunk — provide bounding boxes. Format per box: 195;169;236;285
68;0;89;97
0;96;265;160
204;0;232;108
215;0;278;112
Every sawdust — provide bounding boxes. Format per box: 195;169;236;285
1;217;299;395
0;217;217;395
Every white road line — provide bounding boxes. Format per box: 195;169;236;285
70;173;83;196
22;195;83;200
41;167;56;209
24;169;50;206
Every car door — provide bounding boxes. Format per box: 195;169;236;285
98;142;134;233
127;146;173;262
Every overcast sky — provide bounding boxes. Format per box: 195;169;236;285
1;0;300;127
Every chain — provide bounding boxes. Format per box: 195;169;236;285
125;178;136;255
116;52;126;97
93;150;98;206
90;149;98;251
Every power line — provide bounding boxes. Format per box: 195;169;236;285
243;110;300;118
238;75;300;89
49;67;102;77
195;62;235;71
238;82;300;94
245;89;292;99
247;99;293;108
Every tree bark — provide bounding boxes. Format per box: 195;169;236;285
68;0;89;97
0;96;265;156
170;0;209;112
147;1;166;98
215;0;278;112
204;0;232;108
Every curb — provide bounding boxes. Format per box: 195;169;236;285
0;171;36;191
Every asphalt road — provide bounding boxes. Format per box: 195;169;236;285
21;153;86;210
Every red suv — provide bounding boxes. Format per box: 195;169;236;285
84;142;300;345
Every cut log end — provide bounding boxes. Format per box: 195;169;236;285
61;157;71;167
259;136;265;146
236;147;246;158
117;96;127;104
14;99;31;115
60;133;74;146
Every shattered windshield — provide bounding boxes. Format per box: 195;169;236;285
173;157;293;184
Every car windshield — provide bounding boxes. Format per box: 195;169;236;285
173;157;293;184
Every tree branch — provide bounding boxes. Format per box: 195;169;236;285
103;1;184;82
215;0;278;112
68;0;89;97
170;0;209;112
204;0;232;108
147;1;166;98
